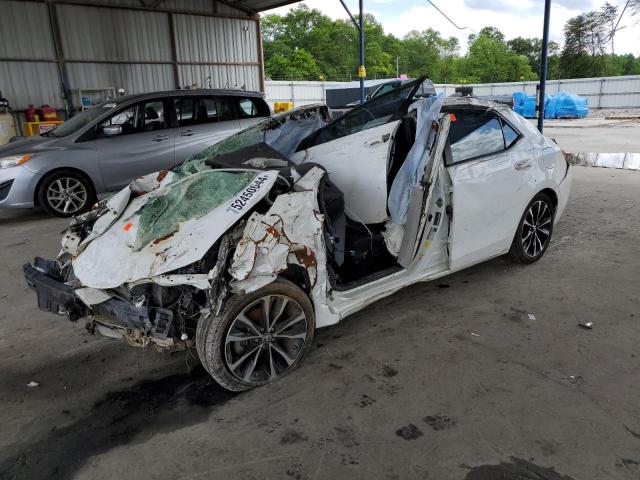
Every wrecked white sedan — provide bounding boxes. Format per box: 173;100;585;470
24;77;572;391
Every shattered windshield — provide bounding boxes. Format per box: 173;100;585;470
135;170;257;250
176;119;274;176
175;106;329;176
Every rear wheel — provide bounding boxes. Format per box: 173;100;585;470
196;278;315;392
37;170;94;217
509;193;555;264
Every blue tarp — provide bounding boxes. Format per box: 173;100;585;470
521;94;538;118
512;91;526;116
512;91;588;119
549;91;589;118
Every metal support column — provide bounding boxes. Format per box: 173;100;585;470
339;0;365;103
47;1;74;117
358;0;365;103
167;13;181;89
537;0;551;133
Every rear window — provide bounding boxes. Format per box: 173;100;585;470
235;97;269;119
448;110;520;163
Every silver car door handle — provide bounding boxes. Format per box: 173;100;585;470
152;135;169;142
180;130;194;137
514;159;532;170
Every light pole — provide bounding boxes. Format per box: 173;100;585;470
339;0;366;103
538;0;551;133
358;0;365;103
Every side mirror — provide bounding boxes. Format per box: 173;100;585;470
365;94;372;101
103;125;122;137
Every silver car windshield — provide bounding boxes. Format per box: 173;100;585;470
47;102;118;138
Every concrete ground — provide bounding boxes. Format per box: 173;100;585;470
530;118;640;153
0;166;639;480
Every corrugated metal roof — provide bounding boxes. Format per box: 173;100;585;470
1;0;268;111
228;0;302;12
58;4;172;61
178;64;260;91
0;62;65;110
67;0;302;14
68;0;252;16
0;1;56;59
66;63;175;94
174;14;258;64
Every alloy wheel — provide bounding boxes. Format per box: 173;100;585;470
46;177;88;215
224;295;308;384
522;200;552;258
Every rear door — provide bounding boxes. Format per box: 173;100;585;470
173;96;241;163
447;108;532;270
95;98;175;191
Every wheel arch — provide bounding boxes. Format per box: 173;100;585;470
537;187;558;211
33;167;96;206
279;264;314;297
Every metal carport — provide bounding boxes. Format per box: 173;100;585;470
0;0;303;128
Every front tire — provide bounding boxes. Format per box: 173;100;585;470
196;278;315;392
37;170;95;217
509;193;555;264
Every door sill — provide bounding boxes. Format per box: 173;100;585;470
331;264;404;292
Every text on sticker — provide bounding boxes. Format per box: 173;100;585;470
229;175;271;213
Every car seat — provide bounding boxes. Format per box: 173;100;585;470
387;114;417;191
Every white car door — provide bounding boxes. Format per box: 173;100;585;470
447;109;533;270
291;120;399;224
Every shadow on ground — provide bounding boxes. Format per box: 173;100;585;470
0;365;234;480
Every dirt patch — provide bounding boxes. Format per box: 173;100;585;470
396;424;423;440
464;457;575;480
0;367;233;480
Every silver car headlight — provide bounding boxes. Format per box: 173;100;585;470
0;154;32;169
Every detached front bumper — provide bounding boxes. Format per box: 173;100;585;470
23;258;87;320
23;258;176;343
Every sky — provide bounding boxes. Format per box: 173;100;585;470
265;0;640;56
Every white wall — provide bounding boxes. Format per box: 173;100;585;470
265;75;640;109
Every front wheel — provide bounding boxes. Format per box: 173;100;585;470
37;170;95;217
196;278;315;392
509;193;555;264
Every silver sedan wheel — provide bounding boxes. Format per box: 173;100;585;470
46;177;88;215
522;200;552;258
224;295;308;384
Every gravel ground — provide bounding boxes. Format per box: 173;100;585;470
588;108;640;118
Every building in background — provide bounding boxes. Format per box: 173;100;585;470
0;0;301;133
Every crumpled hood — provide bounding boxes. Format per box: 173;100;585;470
70;168;278;289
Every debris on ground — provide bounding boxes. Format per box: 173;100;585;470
528;313;536;320
470;332;480;337
579;321;594;329
26;381;39;387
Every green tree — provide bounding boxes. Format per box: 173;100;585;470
466;29;535;82
261;3;638;83
507;37;560;77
